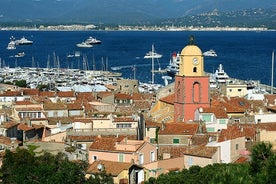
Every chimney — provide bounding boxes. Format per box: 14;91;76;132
161;121;165;130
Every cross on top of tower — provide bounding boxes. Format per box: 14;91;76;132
188;35;196;45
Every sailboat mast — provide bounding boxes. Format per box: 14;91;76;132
271;50;275;94
151;44;155;84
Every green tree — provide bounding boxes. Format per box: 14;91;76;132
0;148;113;184
14;80;27;87
250;142;273;174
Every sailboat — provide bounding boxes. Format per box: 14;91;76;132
144;45;162;59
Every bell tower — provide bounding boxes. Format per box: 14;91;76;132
174;36;210;122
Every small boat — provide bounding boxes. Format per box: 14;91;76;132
165;52;180;77
15;52;25;58
144;45;162;59
7;41;16;50
85;36;101;44
76;42;93;48
203;49;217;57
15;36;33;45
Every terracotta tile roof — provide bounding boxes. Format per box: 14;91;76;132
258;123;276;131
132;93;144;101
14;100;36;105
67;103;83;110
0;135;13;145
23;89;39;96
114;93;132;100
211;96;251;113
113;117;136;122
218;125;244;142
201;107;228;119
158;123;199;135
30;95;52;103
183;145;218;158
266;106;276;111
191;134;212;146
39;91;56;97
97;91;113;98
264;94;276;106
89;136;126;151
86;160;134;176
15;107;43;111
56;91;75;97
234;156;250;163
73;118;93;123
68;135;97;142
145;119;161;128
43;102;67;110
0;91;21;97
18;123;34;131
32;124;45;130
76;92;96;101
47;117;74;125
105;84;117;90
159;93;174;105
0;122;19;129
158;146;188;158
133;101;151;110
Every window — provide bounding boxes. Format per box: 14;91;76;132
187;157;193;166
238;89;242;92
193;67;197;72
139;154;144;165
92;155;98;162
173;138;180;144
236;144;239;150
150;151;155;162
150;138;155;144
118;153;124;162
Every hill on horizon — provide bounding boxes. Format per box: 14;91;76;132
0;0;274;25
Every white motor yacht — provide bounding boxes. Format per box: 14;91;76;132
76;42;93;48
15;36;33;45
85;36;101;44
165;52;180;76
203;49;217;57
7;41;16;50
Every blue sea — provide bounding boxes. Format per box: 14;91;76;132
0;30;275;86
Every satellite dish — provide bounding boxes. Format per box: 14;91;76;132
97;164;104;171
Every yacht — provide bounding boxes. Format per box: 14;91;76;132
165;52;180;76
15;36;33;45
15;52;25;58
85;36;101;44
214;64;229;83
144;45;162;59
76;42;93;48
7;41;16;50
203;49;217;57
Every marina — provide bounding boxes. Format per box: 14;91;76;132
0;30;274;87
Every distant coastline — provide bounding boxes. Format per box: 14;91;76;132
0;24;273;32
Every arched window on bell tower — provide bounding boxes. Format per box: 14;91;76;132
193;67;197;73
193;82;200;103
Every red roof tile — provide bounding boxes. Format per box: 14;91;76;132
87;160;135;176
18;123;34;131
159;93;174;105
183;145;218;158
159;123;199;135
218;125;244;142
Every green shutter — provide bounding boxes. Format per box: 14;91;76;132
173;138;180;144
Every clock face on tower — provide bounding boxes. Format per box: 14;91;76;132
193;57;199;65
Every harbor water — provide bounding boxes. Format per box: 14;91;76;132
0;30;275;86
